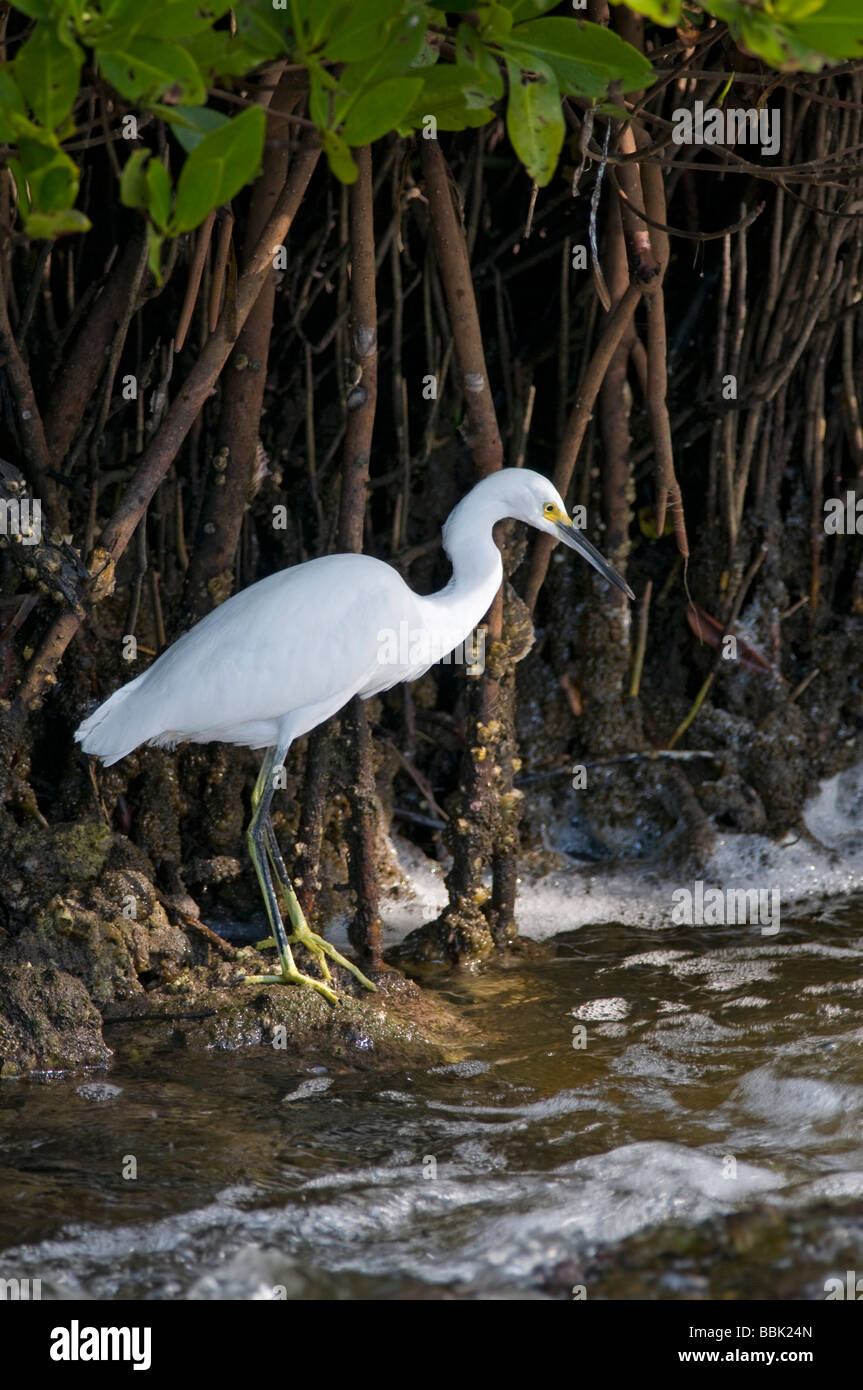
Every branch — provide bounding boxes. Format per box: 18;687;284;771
338;145;378;552
44;227;149;469
638;132;689;556
420;138;503;478
0;263;59;519
8;140;321;726
523;282;643;613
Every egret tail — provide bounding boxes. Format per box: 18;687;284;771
75;678;149;766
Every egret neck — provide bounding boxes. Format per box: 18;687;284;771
422;486;505;658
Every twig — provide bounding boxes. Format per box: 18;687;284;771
512;383;536;470
609;165;766;242
628;579;652;697
757;667;821;730
667;544;767;749
524;282;643;612
380;733;449;824
208;208;234;334
0;262;59;519
174;210;216;353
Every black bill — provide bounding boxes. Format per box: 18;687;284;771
555;520;635;600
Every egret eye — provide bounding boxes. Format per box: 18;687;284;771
543;503;555;515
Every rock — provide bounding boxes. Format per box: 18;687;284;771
75;1082;123;1101
0;820;474;1077
0;964;110;1075
99;964;474;1072
12;885;192;1007
282;1077;333;1102
53;822;113;885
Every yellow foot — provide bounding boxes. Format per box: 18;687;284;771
240;965;339;1006
286;925;377;993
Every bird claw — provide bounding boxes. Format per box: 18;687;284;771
240;966;339;1006
287;925;377;993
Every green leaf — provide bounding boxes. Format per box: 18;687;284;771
120;149;151;209
146;158;171;230
175;30;268;81
321;127;358;183
139;0;234;39
337;10;428;89
509;0;561;18
6;0;55;17
504;56;564;186
770;0;833;17
736;10;800;67
23;207;91;238
411;37;439;68
507;17;653;98
340;76;423;145
7;157;28;214
15;25;82;129
234;0;291;59
95;0;233;37
171;105;266;232
0;67;28;144
325;0;410;62
302;0;351;49
309;66;332;129
478;3;514;44
456;24;504;100
118;148;171;271
614;0;863;70
401;65;496;132
98;0;136;17
146;222;165;283
98;37;205;104
777;0;863;65
155;102;230;153
608;0;683;23
14;131;80;214
597;99;633;120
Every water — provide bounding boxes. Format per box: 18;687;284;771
2;904;863;1300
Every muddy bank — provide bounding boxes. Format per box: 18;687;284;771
5;740;863;1075
4;588;863;1077
0;815;472;1076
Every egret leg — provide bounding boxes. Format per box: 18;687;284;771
241;743;338;1004
264;815;376;993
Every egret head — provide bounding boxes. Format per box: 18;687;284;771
493;469;635;600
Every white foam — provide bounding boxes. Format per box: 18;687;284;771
377;760;863;943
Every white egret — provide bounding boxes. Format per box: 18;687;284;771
76;468;633;1002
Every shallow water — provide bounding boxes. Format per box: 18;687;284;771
2;905;863;1300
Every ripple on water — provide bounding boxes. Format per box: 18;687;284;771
2;904;863;1297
